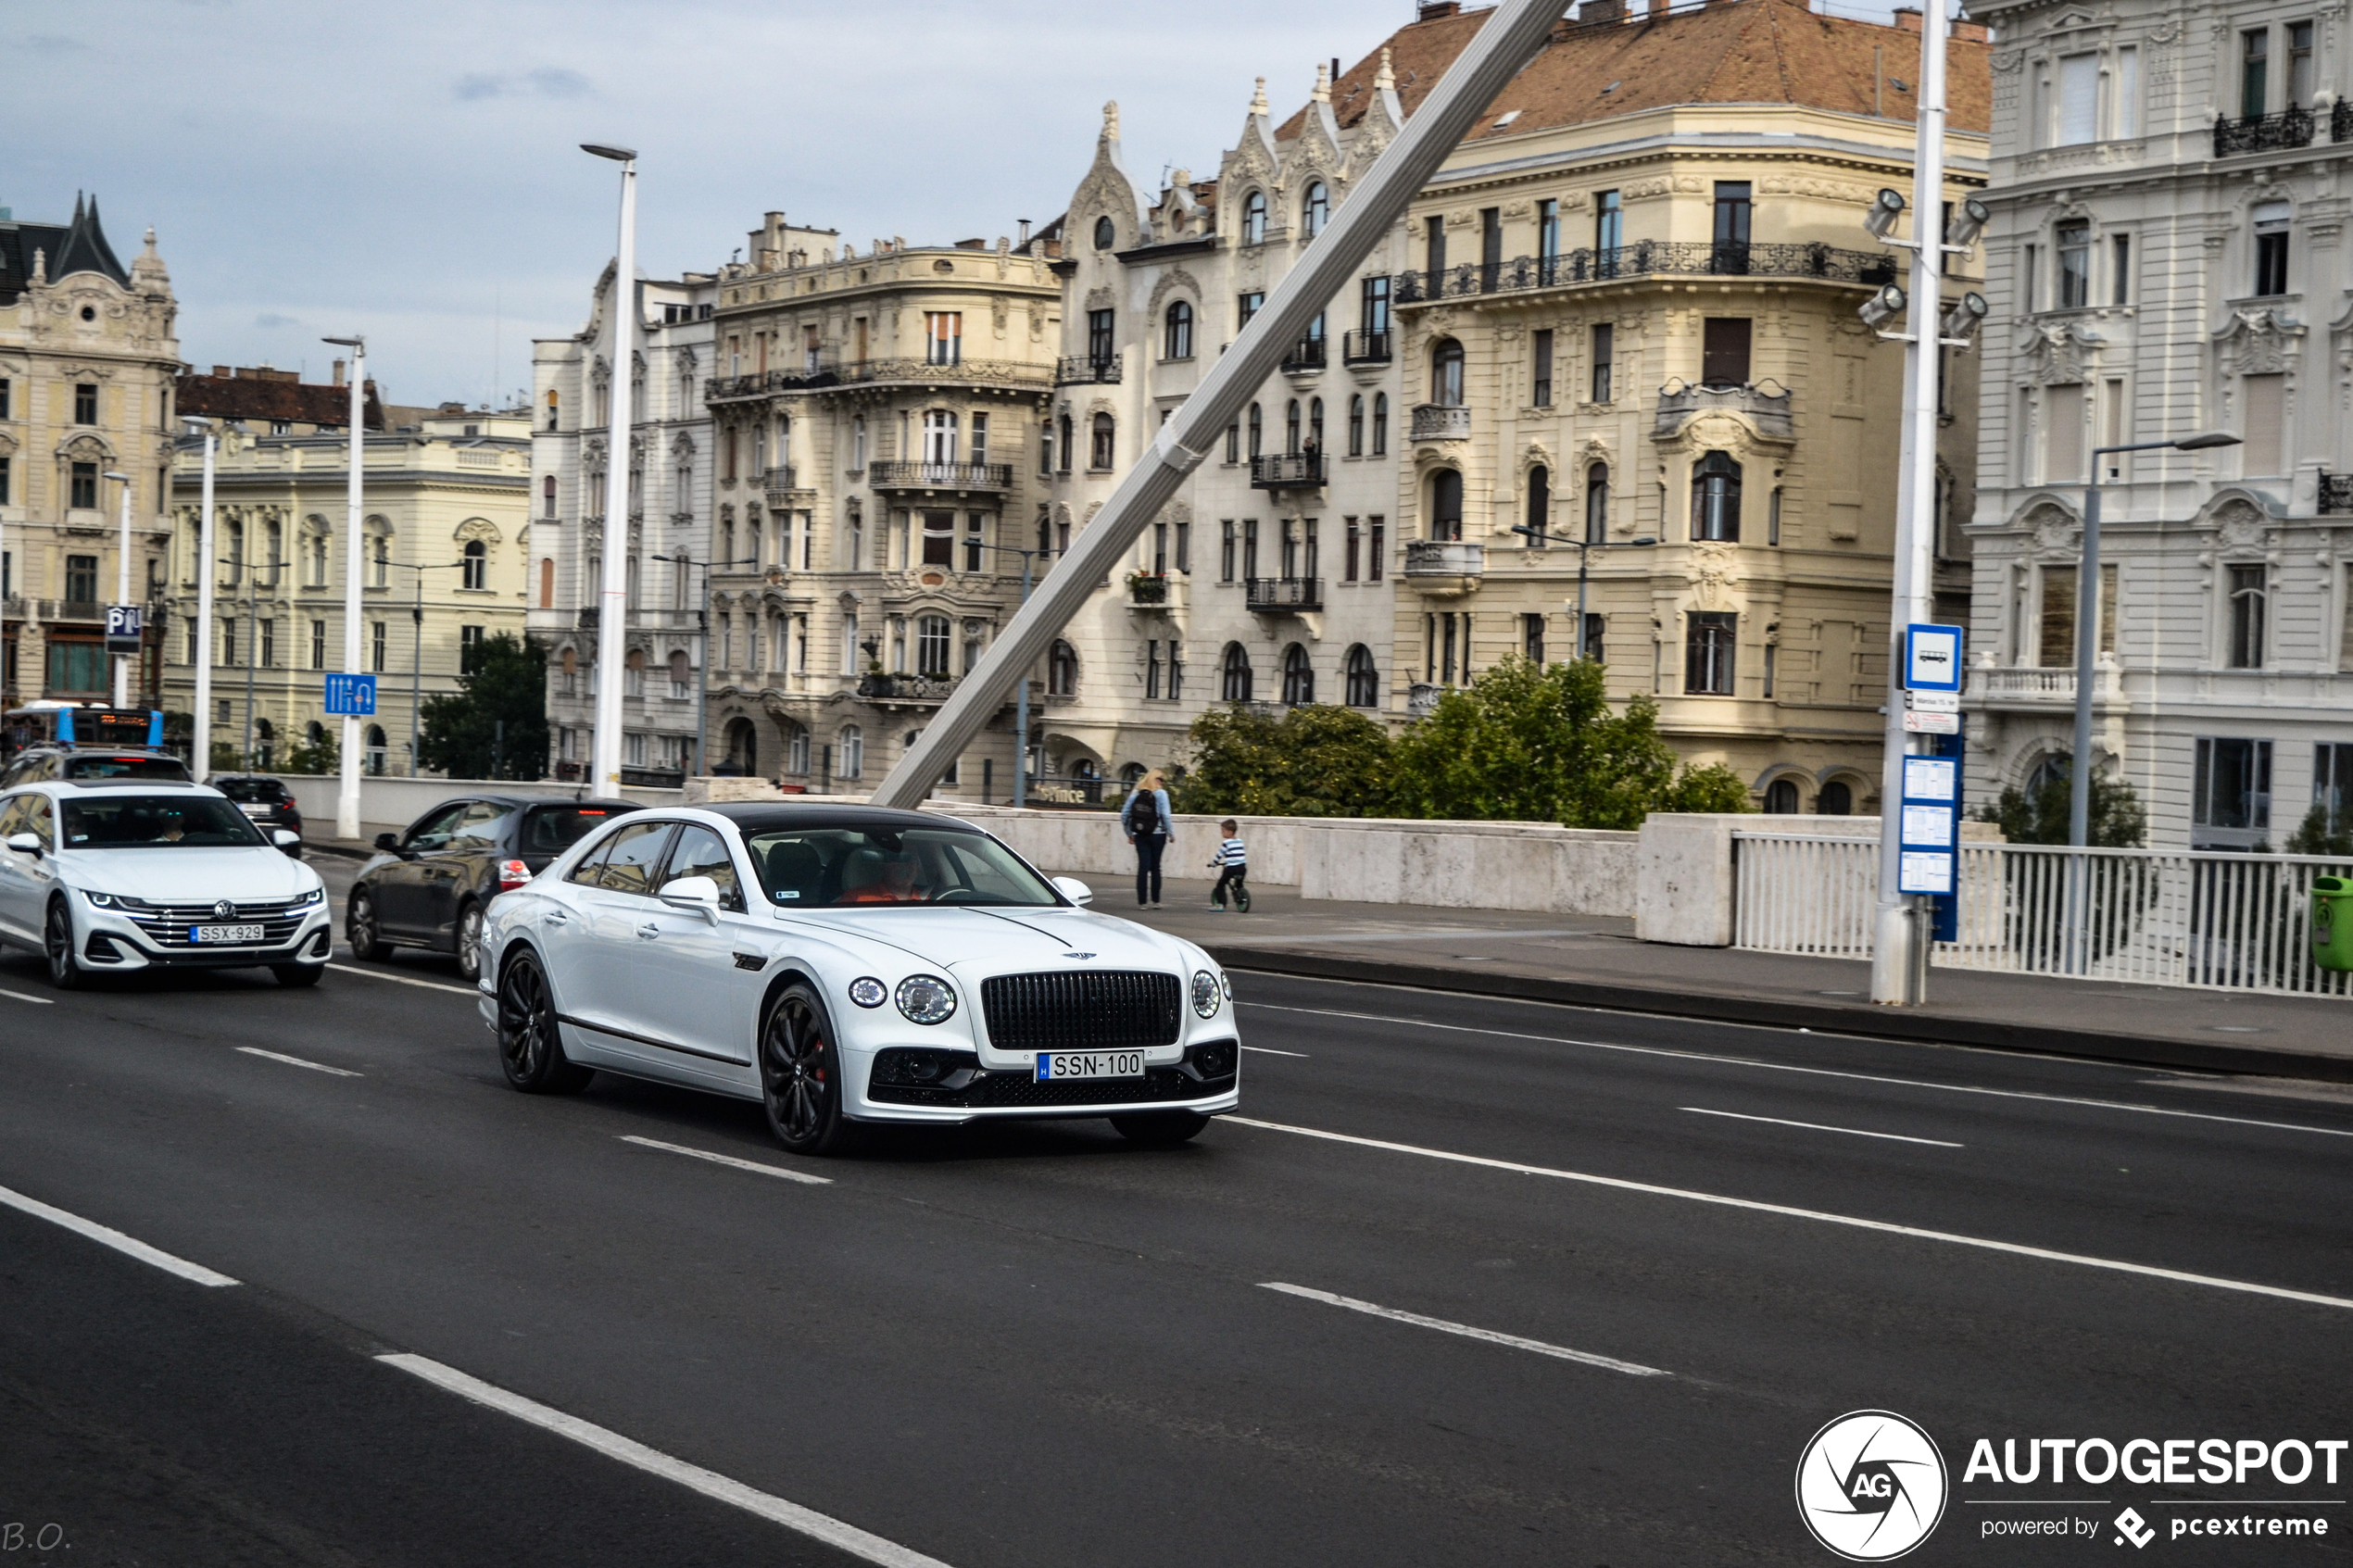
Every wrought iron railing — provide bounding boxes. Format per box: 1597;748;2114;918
864;460;1014;490
1250;453;1326;489
2320;471;2353;514
1056;356;1122;385
856;672;960;702
762;465;799;495
707;358;1052;400
2337;98;2353;144
1341;329;1392;365
1405;682;1442;718
2214;107;2315;157
1394;243;1898;304
1244;576;1322;612
1280;335;1327;372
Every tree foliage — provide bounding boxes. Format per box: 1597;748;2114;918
1976;766;2146;847
281;725;340;776
418;633;548;781
1172;703;1394;818
2286;804;2353;858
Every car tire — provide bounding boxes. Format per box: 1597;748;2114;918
271;963;323;987
760;984;862;1157
496;949;592;1094
346;889;389;960
1110;1110;1211;1147
43;900;86;991
454;901;484;985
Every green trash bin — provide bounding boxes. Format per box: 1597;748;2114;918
2315;877;2353;972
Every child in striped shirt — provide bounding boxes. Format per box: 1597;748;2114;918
1207;821;1249;911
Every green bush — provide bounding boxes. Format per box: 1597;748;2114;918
1976;768;2145;847
1173;703;1394;818
2286;804;2353;858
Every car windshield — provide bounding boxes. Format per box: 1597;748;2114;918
523;805;631;854
212;778;290;804
60;795;267;848
63;755;189;782
745;825;1061;908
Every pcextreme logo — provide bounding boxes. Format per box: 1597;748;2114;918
1797;1410;1951;1562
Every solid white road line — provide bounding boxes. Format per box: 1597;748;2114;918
1226;1116;2353;1313
236;1046;362;1078
620;1135;833;1185
1241;1046;1308;1058
1680;1106;1962;1148
1237;1000;2353;1142
376;1354;950;1568
1260;1282;1668;1377
0;1184;239;1287
325;962;479;997
0;987;56;1005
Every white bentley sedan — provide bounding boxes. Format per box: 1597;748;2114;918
475;804;1239;1154
0;781;331;988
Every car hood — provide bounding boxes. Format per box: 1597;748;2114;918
775;905;1195;977
63;847;321;903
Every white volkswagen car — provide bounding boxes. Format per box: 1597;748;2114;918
475;804;1239;1154
0;781;332;988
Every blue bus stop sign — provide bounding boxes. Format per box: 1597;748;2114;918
324;673;378;717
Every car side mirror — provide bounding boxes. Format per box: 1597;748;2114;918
658;875;724;922
4;833;40;857
271;829;300;848
1051;876;1094;907
374;832;401;852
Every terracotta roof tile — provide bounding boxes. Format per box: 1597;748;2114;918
176;373;387;431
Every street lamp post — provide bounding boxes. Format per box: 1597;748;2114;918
649;551;757;777
1507;524;1657;657
182;419;217;774
583;143;638;794
103;470;134;706
322;334;367;839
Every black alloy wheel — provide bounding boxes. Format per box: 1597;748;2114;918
761;985;861;1156
346;888;388;960
43;900;85;990
1110;1110;1211;1147
497;951;591;1094
455;902;484;985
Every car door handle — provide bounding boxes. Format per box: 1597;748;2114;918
545;909;570;924
635;922;661;940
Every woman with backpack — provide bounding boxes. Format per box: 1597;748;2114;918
1121;770;1175;908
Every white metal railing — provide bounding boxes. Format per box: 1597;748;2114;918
1967;665;2121;703
1733;831;2353;997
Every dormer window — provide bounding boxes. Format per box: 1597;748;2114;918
1093;215;1115;250
1302;182;1327;239
1241;191;1267;245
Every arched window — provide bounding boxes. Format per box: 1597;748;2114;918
545;389;560;432
1764;777;1801;814
915;613;951;677
1093;214;1116;250
724;717;759;774
1585;463;1610;544
1281;643;1315;706
1247;403;1264;460
1428;469;1465;543
1164;300;1194;359
542;473;557;519
1308;397;1325;453
1818;779;1854;816
1048;638;1079;696
1119;760;1148;790
1302;182;1328;238
364;724;387;776
1348;395;1365;457
1371;393;1389;455
1344;645;1378;708
1286;399;1302;455
1525;465;1550;536
1089;413;1115;470
538;557;555;608
1221;642;1253;702
1241;191;1267;245
1429;339;1465;406
254;718;275;771
839;725;864;780
1692;452;1742;542
461;538;488;591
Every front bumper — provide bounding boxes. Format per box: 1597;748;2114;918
853;1040;1239;1123
78;907;333;971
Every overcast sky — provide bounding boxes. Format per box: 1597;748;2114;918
13;0;1910;408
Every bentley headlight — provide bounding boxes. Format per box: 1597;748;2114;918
1191;970;1223;1019
847;976;888;1009
894;974;957;1025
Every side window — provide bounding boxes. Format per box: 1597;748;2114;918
596;821;679;896
0;796;25;840
403;802;472;853
662;824;747;912
23;796;55;852
566;830;619;886
450;800;512;848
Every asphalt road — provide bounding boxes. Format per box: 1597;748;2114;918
0;855;2347;1566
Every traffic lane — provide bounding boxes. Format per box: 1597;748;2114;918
1227;976;2353;1295
0;1205;888;1568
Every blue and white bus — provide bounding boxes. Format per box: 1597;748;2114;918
2;702;167;764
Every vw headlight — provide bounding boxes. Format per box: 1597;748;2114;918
84;890;150;911
847;976;888;1009
293;886;325;907
1191;970;1223;1019
894;974;957;1025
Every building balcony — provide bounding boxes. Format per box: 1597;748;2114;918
705;364;837;401
856;672;960;706
707;358;1054;401
1055;356;1121;386
575;607;598;631
1340;329;1392;366
762;465;801;503
1410;404;1472;441
2214;107;2315;157
1393;243;1897;304
1125;573;1184;610
1244;576;1322;613
864;460;1014;493
1250;453;1326;490
1653;380;1794;442
1966;663;2121;709
1405;682;1442;719
1403;541;1485;580
44;600;106;623
1279;335;1327;374
2320;470;2353;514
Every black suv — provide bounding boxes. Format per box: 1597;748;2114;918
0;747;193;788
347;794;639;982
208;774;304;857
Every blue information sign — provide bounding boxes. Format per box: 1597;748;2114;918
1904;622;1965;692
105;604;143;655
324;673;378;716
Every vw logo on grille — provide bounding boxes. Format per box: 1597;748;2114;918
1064;952;1095;960
213;900;240;921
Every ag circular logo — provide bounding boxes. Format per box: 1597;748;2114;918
1795;1410;1948;1561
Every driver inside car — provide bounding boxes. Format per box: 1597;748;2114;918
839;847;928;903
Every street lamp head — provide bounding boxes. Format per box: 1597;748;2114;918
102;470;131;482
1629;535;1659;547
2172;431;2243;451
581;143;637;163
1863;188;1907;241
1944;196;1991;250
322;334;364;351
1941;291;1990;345
1858;283;1906;330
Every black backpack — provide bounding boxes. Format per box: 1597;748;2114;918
1123;790;1155;836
